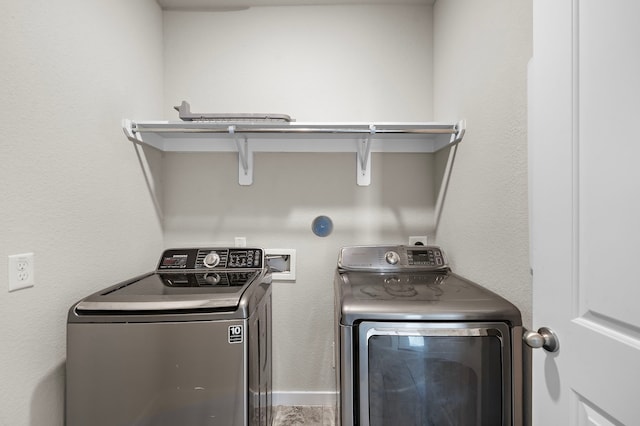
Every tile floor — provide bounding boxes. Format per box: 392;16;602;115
272;405;335;426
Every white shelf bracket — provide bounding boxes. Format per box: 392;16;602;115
356;124;375;186
229;125;253;185
122;119;143;143
450;119;466;145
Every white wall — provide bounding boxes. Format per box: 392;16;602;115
0;1;164;425
433;0;533;326
162;5;433;121
162;5;436;399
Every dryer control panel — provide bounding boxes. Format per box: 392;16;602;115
338;245;449;272
158;248;264;270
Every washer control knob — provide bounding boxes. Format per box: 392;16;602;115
203;251;221;268
204;273;221;285
384;251;400;265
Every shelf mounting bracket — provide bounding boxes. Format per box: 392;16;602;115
356;124;375;186
229;125;253;185
122;119;143;143
451;119;466;145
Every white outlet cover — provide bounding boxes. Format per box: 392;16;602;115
8;252;34;292
409;236;428;246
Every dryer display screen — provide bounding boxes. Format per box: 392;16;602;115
407;248;444;267
161;254;188;268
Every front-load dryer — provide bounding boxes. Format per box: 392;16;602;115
334;245;524;426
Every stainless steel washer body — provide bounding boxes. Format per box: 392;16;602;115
66;247;272;426
334;245;524;426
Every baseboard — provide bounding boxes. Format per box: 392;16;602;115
272;391;336;406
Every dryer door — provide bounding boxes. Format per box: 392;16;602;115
358;321;512;426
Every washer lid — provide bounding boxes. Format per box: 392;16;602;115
75;270;259;313
336;271;522;326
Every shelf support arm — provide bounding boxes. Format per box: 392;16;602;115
450;119;466;145
229;125;253;185
356;124;375;186
122;119;143;143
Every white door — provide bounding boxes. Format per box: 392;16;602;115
530;0;640;425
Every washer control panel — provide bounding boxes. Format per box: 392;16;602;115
338;245;449;272
158;248;264;270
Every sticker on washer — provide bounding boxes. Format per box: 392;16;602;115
228;325;244;344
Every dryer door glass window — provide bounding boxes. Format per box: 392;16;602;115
359;322;511;426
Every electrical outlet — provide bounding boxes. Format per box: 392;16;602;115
409;236;428;246
8;253;34;292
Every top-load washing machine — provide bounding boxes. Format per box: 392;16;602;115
66;247;272;426
334;245;524;426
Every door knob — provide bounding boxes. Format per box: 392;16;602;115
523;327;559;352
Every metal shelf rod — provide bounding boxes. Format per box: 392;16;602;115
132;126;457;135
